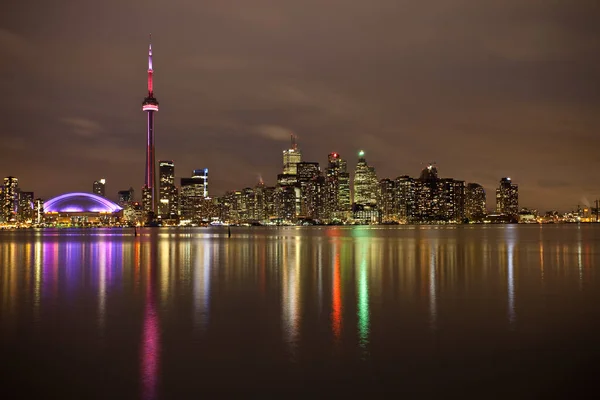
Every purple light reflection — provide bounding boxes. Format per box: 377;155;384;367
141;244;160;400
141;297;159;400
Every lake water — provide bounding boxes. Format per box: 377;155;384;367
0;225;598;398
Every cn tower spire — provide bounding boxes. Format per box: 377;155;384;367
148;34;153;95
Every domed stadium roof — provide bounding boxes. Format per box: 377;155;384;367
44;192;122;213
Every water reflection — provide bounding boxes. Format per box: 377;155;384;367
429;243;437;331
357;238;370;354
507;240;516;326
282;237;301;358
141;240;159;400
193;242;211;331
0;226;599;396
331;240;342;341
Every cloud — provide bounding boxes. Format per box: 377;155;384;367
254;125;293;141
2;0;600;209
61;117;103;138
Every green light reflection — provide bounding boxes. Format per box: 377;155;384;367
357;242;370;352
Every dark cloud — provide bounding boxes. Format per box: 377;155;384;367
1;0;599;211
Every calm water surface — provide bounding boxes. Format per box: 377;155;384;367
1;225;599;398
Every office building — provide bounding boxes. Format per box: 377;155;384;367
118;187;135;208
353;150;378;206
465;183;486;220
496;177;518;216
282;134;302;175
180;169;208;221
18;191;34;222
93;179;106;197
158;160;178;219
2;176;18;222
325;152;351;221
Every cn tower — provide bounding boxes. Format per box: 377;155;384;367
142;35;159;214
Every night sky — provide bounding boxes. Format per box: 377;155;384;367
1;0;599;211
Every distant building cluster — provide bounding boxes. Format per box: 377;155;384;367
2;142;598;228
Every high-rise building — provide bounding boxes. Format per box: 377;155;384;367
394;176;415;223
33;198;44;225
465;183;486;220
282;134;302;175
18;191;34;222
142;36;159;215
158;160;177;219
353;150;378;206
325;152;351;221
93;179;106;197
378;179;396;222
118;187;135;208
297;162;323;219
276;185;296;222
440;178;465;222
2;176;18;222
413;164;465;223
193;169;208;198
496;177;518;216
253;181;266;222
180;169;208;221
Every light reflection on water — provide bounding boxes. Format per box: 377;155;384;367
0;225;599;397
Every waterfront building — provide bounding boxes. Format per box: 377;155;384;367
2;176;18;223
158;160;178;220
180;169;208;222
412;164;465;223
394;175;415;223
465;183;486;221
378;179;396;222
324;152;351;221
33;198;44;225
297;162;322;219
18;191;34;222
496;177;519;216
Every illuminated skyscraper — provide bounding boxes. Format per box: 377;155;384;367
282;134;302;175
158;160;178;219
33;198;44;225
142;35;159;215
2;176;18;222
18;191;34;222
496;177;518;216
93;179;106;197
180;169;208;221
353;150;378;206
465;183;486;220
297;162;323;219
378;179;396;222
413;164;465;223
118;187;135;208
325;152;351;220
394;175;415;223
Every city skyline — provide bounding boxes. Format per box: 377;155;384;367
1;1;599;211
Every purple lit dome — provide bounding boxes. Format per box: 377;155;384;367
44;192;122;213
